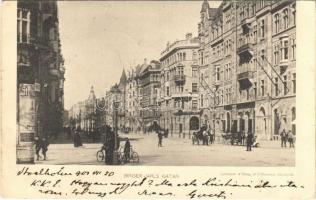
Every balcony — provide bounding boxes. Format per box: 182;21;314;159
174;74;186;84
241;18;252;34
237;42;254;59
18;34;48;48
237;71;254;90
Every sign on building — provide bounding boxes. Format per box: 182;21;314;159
17;84;36;163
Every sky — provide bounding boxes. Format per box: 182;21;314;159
58;1;221;109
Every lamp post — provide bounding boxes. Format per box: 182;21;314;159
112;101;119;164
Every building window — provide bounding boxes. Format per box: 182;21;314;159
166;86;170;96
283;75;288;95
261;80;265;96
192;83;198;93
201;52;204;65
260;49;265;61
292;73;296;94
283;9;289;29
273;46;278;65
192;67;198;77
292;4;296;26
253;25;257;42
253;82;257;98
292;38;296;59
201;94;204;107
192;100;198;110
281;39;289;60
216;66;220;81
274;14;280;34
260;19;265;38
17;9;30;43
274;78;279;96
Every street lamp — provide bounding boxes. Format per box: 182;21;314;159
113;101;120;164
111;86;121;165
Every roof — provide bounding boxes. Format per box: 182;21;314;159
119;69;127;86
88;85;96;100
200;0;209;13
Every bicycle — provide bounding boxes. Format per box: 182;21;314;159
118;145;139;164
96;144;106;162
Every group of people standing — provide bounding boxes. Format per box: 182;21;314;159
34;136;49;161
202;128;215;145
280;129;295;148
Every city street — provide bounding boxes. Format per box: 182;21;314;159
36;132;295;166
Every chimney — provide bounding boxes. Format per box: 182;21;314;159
144;58;147;65
186;33;193;40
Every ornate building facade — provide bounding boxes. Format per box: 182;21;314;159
198;0;296;141
137;60;161;132
159;33;200;138
17;1;65;163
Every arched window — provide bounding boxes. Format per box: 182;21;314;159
291;4;296;26
274;14;280;33
283;9;289;29
190;117;199;130
227;113;231;132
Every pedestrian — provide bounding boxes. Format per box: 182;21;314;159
203;129;208;145
288;130;294;148
246;132;253;151
280;129;287;148
124;138;131;162
207;129;211;144
210;129;215;144
41;137;49;160
34;136;42;161
157;131;163;147
241;130;246;146
74;129;83;147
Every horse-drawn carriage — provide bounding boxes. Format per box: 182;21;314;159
221;132;259;147
192;125;214;145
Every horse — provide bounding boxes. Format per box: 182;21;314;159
192;126;209;145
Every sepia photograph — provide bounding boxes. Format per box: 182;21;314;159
16;0;296;167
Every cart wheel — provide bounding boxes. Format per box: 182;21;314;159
96;150;104;162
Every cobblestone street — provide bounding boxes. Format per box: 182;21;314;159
36;132;295;166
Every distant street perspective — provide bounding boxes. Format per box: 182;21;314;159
36;131;294;166
17;0;296;166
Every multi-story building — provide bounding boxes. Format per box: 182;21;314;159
104;70;127;130
159;33;200;138
125;67;142;131
137;60;161;132
68;86;97;132
17;1;65;163
199;0;296;141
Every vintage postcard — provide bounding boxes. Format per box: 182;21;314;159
0;0;315;199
